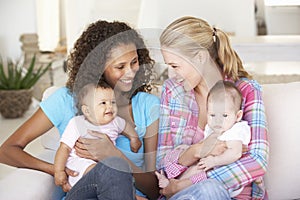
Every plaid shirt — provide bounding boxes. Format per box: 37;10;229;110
157;78;269;199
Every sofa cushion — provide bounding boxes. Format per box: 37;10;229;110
262;81;300;200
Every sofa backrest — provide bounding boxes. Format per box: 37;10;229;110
262;81;300;200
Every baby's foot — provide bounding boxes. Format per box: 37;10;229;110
155;170;170;188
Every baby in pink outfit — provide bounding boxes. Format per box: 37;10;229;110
54;81;141;187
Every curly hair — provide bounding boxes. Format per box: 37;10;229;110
66;20;155;100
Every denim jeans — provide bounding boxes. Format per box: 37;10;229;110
169;179;231;200
65;157;135;200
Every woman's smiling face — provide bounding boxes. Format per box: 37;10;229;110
103;43;139;92
161;48;202;91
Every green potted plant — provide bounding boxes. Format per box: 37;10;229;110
0;55;51;118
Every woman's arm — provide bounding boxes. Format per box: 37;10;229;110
0;108;55;175
137;119;159;199
157;83;173;169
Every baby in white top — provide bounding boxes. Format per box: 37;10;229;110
199;80;250;171
156;80;250;197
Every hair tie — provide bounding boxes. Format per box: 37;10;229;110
212;27;217;43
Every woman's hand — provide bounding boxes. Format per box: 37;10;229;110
74;130;120;161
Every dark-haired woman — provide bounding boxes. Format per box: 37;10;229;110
0;20;160;200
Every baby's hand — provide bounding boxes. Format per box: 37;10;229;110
197;155;216;171
54;170;68;187
130;137;142;153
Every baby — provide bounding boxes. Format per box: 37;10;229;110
156;80;250;195
54;81;141;187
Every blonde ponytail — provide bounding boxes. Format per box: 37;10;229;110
214;28;251;81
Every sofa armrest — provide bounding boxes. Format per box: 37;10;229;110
0;168;64;200
0;148;64;199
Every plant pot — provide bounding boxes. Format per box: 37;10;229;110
0;89;33;118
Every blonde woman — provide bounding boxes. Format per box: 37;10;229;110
157;16;268;199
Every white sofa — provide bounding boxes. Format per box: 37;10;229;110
0;82;300;200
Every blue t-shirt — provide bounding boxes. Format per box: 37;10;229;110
40;87;76;135
40;87;160;197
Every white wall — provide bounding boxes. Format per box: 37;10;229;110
1;0;299;60
265;6;300;35
0;0;37;60
64;0;141;52
138;0;257;37
0;0;141;58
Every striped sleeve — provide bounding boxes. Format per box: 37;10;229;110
157;81;174;169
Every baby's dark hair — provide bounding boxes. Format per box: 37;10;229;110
207;80;243;111
76;79;112;115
